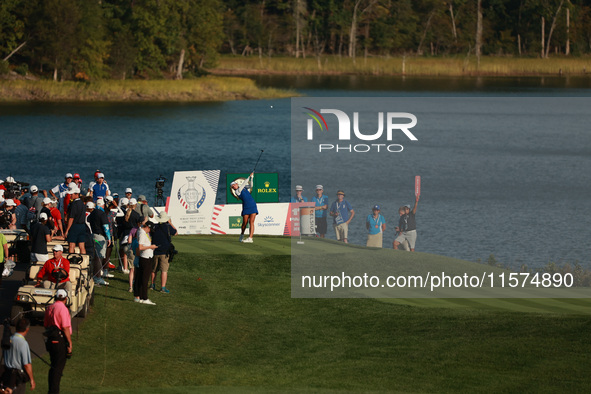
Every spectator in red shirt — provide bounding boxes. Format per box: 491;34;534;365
49;199;64;239
36;244;72;294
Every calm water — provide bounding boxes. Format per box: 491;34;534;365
1;76;590;268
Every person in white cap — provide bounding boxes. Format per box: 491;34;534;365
135;221;157;305
0;199;17;229
329;190;355;243
24;185;46;220
312;185;329;238
124;188;133;200
116;198;132;276
40;197;56;233
43;288;72;394
121;198;141;287
89;173;109;203
64;186;86;254
35;244;72;293
50;173;74;216
30;212;52;263
44;198;64;238
88;198;112;286
103;195;118;271
290;185;308;202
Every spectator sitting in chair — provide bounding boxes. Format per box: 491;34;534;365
35;244;72;294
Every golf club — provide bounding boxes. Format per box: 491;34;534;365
252;149;264;173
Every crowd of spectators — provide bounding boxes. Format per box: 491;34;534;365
0;172;176;303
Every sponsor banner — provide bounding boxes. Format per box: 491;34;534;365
168;170;220;235
210;203;290;235
226;173;279;204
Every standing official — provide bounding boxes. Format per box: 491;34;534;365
290;185;307;202
43;289;72;394
330;190;355;243
366;205;386;248
312;185;328;238
394;196;419;251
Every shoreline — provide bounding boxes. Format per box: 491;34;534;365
0;76;297;103
3;55;591;102
212;55;591;77
210;67;591;77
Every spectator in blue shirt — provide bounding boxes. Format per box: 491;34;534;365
290;185;307;202
90;173;110;203
366;205;386;248
312;185;328;238
329;190;354;243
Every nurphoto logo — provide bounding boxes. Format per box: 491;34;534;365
304;107;418;153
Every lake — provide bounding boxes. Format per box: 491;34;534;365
0;75;589;269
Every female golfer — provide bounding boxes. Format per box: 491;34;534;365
231;172;258;243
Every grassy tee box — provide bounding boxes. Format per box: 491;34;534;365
31;236;591;393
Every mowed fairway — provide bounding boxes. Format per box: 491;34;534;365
32;236;591;393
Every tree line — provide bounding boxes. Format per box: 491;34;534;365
1;0;590;81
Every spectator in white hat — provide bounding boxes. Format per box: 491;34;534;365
312;185;329;238
88;199;111;286
103;195;118;271
30;212;52;263
24;185;46;220
115;197;130;274
89;173;110;203
43;288;72;394
290;185;308;202
48;198;64;238
125;188;133;200
40;197;58;235
35;244;72;293
0;199;17;229
64;186;86;254
49;173;74;216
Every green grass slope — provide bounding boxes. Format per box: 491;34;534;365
31;236;591;393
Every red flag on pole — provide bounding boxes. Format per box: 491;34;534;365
415;176;421;197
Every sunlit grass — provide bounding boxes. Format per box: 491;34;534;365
28;236;591;393
216;55;591;76
0;77;297;102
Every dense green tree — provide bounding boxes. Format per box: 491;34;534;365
2;0;590;80
0;0;26;63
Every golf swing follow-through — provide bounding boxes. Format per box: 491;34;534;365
230;150;263;243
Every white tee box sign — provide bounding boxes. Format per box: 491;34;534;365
168;170;220;234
